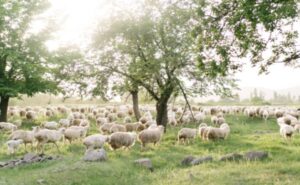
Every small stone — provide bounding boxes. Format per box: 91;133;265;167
0;162;6;167
181;156;196;166
83;149;107;162
23;153;37;162
191;156;213;165
134;158;153;172
244;151;268;161
220;153;243;161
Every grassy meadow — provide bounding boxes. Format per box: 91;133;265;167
0;113;300;185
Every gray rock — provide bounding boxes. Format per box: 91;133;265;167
0;162;6;167
23;153;37;162
191;156;213;165
220;153;243;161
244;151;268;161
134;158;153;172
181;156;196;166
83;148;107;162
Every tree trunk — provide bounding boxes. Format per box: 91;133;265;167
131;90;141;121
156;98;169;132
0;96;9;122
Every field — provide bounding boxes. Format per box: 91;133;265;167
0;113;300;185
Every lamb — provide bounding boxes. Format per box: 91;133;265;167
6;139;23;154
138;125;164;148
83;134;109;150
109;124;126;133
279;123;294;140
108;132;137;150
10;129;36;151
0;122;17;132
64;126;89;143
204;123;230;141
177;128;197;144
34;127;65;153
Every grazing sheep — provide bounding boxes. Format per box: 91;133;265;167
177;128;197;144
100;123;115;134
123;116;132;124
211;116;225;126
59;119;71;128
204;123;230;141
275;110;284;118
83;134;109;150
279;123;294;140
110;124;126;133
10;129;36;151
262;110;269;121
96;117;108;126
125;122;145;132
108;132;137;150
25;110;36;120
0;122;17;132
64;126;89;143
34;127;65;153
6;139;23;154
138;125;164;148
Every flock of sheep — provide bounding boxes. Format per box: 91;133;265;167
1;105;300;156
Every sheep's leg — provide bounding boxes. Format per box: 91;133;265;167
54;142;60;153
24;143;27;152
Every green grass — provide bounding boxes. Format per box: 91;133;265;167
0;114;300;185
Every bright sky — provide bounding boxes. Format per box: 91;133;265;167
45;0;300;91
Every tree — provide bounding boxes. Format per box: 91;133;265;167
92;0;236;130
0;0;61;122
193;0;299;75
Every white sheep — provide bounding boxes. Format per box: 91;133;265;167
83;134;109;150
204;123;230;141
109;124;126;133
10;129;36;151
42;121;59;130
96;117;108;126
125;122;145;132
34;127;65;153
0;122;17;132
177;128;197;144
59;119;71;128
64;126;89;143
100;123;115;134
138;125;164;149
6;139;23;154
108;132;137;150
279;123;294;140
